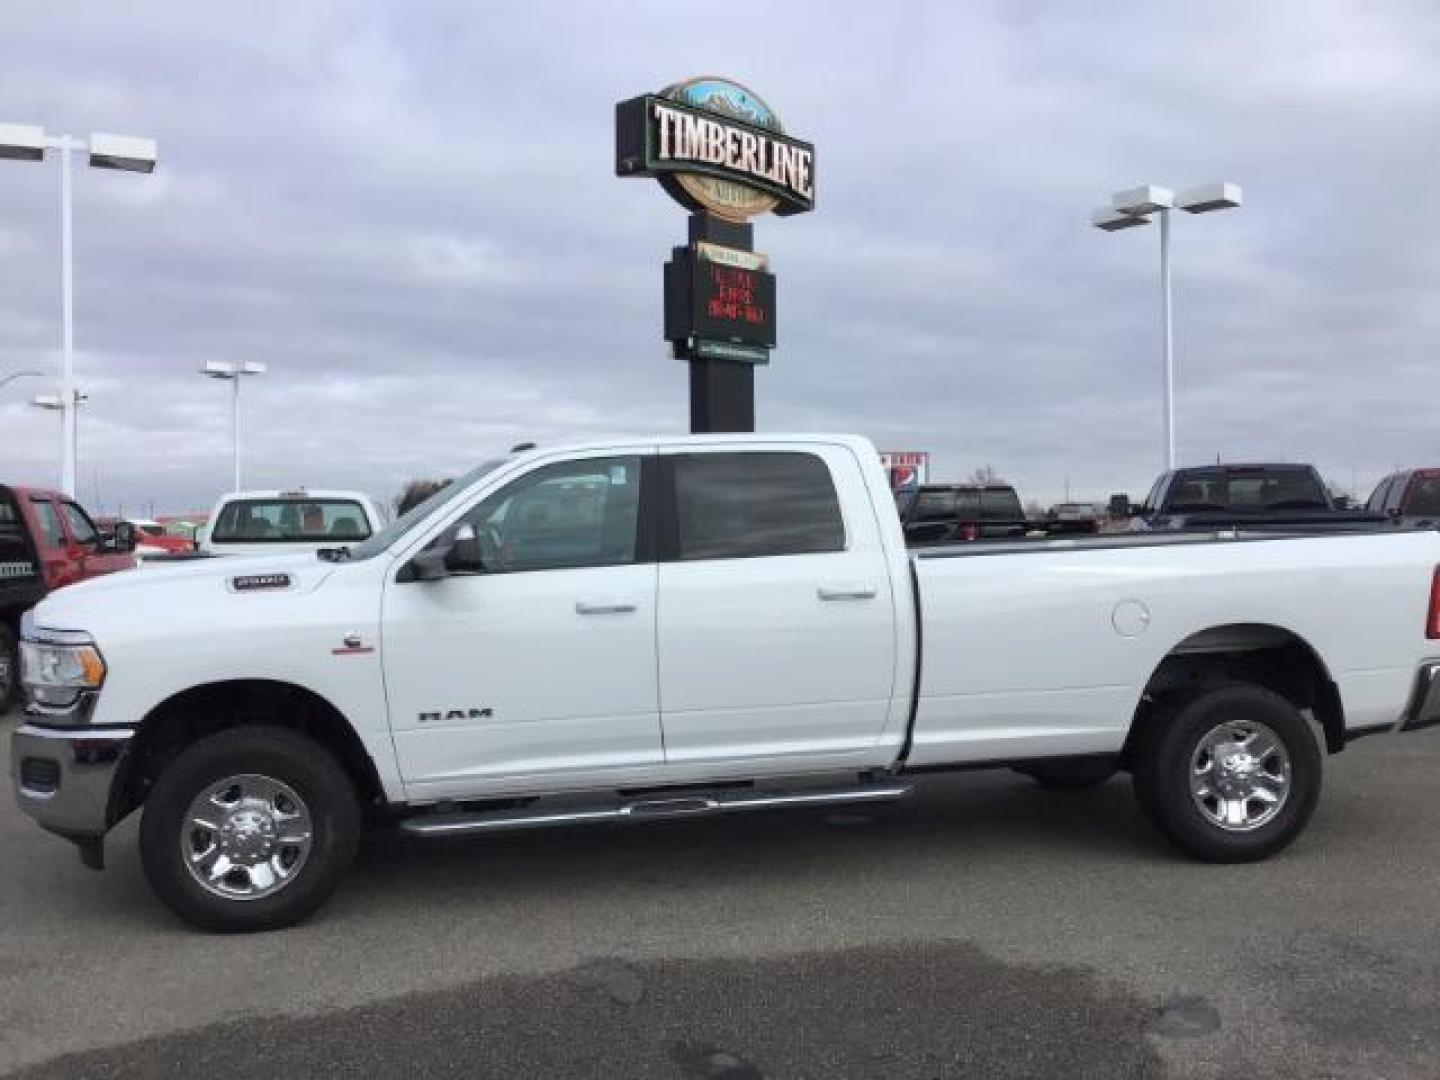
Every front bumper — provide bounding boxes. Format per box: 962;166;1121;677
1400;662;1440;732
11;722;135;840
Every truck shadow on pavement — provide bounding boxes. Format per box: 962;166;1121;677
9;938;1168;1080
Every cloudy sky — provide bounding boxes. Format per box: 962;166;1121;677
1;0;1437;515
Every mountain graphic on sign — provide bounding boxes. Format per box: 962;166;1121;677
673;81;783;132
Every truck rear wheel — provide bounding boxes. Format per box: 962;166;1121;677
0;623;17;711
1132;684;1321;862
140;726;360;931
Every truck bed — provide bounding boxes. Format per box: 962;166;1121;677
905;523;1440;769
911;522;1427;561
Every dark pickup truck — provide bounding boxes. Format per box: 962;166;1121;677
895;483;1031;545
1;485;136;708
1132;464;1386;532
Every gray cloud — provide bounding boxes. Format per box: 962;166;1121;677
1;0;1437;515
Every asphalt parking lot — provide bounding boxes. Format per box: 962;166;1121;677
1;710;1437;1079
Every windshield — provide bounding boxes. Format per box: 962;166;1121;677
211;498;373;543
346;459;508;561
1167;469;1328;512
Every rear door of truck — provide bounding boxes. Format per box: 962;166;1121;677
654;442;902;772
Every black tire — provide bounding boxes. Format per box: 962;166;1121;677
1132;684;1321;862
1015;757;1117;790
0;622;17;712
140;726;360;931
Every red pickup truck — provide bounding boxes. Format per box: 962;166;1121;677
0;484;136;708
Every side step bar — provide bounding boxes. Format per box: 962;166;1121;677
399;781;912;838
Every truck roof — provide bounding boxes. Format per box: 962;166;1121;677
0;484;67;502
214;490;376;500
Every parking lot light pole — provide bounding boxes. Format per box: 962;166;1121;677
0;123;158;497
202;361;268;491
1092;182;1242;471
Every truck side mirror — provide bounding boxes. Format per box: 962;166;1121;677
407;523;484;581
445;523;484;574
110;521;137;553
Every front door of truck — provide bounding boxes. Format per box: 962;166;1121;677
383;452;663;799
655;445;900;773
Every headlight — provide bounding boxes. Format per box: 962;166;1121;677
20;634;107;708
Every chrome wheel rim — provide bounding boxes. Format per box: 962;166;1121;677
181;774;314;900
1189;720;1291;832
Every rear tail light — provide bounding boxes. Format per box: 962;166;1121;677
1428;567;1440;639
961;524;979;542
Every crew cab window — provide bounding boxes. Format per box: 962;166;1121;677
211;499;373;542
461;456;641;573
674;451;844;560
61;502;99;547
30;499;66;550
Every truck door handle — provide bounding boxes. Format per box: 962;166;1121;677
575;600;638;615
817;584;878;602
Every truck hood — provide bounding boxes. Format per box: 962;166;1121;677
31;552;336;635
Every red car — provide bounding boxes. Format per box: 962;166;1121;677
0;485;136;708
108;517;194;558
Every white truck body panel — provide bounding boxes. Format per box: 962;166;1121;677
909;530;1436;766
25;433;1440;812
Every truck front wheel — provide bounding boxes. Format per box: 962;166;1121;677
139;726;360;931
1132;684;1322;862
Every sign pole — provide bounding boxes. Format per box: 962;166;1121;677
687;212;754;433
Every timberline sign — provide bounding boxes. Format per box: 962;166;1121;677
616;77;815;222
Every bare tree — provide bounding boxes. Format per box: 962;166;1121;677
969;465;1004;485
394;478;451;517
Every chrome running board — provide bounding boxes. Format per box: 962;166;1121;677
399;781;911;838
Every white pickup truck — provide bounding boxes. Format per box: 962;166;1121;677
11;434;1440;930
196;489;382;557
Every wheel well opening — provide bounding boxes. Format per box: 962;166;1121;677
112;679;386;825
1126;623;1345;760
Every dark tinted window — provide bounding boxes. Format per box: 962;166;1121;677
674;452;845;560
461;456;641;572
1405;476;1440;517
30;499;66;549
1168;469;1327;511
912;489;956;522
979;488;1022;519
212;498;372;543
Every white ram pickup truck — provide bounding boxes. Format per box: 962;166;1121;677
197;489;382;557
11;434;1440;930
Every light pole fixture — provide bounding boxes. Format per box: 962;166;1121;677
1092;181;1241;471
32;389;89;479
202;361;268;492
0;369;45;393
0;122;158;497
